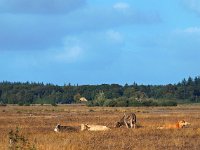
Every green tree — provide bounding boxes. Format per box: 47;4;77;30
95;91;106;106
123;87;136;98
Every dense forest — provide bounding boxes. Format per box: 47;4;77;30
0;76;200;106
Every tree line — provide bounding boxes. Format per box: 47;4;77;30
0;76;200;106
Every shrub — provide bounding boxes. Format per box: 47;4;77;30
24;103;30;106
8;127;36;150
86;101;94;107
111;97;129;107
0;101;7;106
51;102;57;106
129;100;142;107
158;101;177;106
116;99;129;107
0;103;7;106
141;100;158;107
103;99;117;107
18;102;24;106
86;98;177;107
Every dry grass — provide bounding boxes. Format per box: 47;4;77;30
0;104;200;150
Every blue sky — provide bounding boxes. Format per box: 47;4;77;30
0;0;200;85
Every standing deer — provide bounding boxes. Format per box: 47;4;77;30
115;113;137;128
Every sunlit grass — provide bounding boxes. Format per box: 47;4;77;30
0;105;200;150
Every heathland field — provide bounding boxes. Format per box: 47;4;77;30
0;104;200;150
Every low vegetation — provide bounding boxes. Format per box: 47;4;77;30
0;105;200;150
8;127;36;150
87;96;177;107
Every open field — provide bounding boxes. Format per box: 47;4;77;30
0;104;200;150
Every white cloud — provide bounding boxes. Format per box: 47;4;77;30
175;27;200;34
113;2;130;10
50;30;124;66
55;46;83;63
106;30;123;43
184;27;200;33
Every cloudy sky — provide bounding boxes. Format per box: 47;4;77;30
0;0;200;85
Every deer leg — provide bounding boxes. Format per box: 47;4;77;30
125;121;129;128
130;123;133;128
130;118;134;128
124;118;129;128
123;113;129;128
133;123;136;129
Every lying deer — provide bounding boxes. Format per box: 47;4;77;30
81;124;110;131
54;124;79;132
157;120;190;129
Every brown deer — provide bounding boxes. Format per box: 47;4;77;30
54;124;79;132
81;124;110;131
157;120;190;129
115;113;137;128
